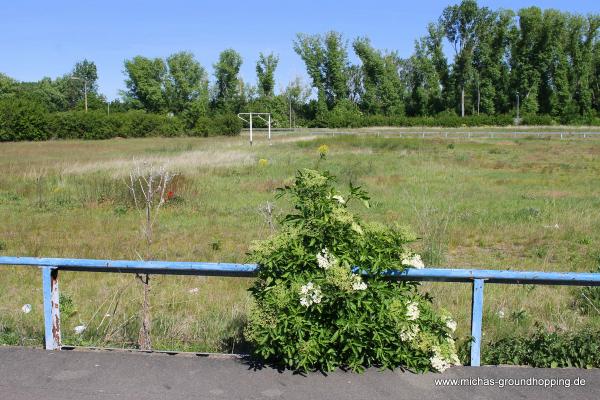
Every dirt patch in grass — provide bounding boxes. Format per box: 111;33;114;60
365;174;406;186
539;190;571;199
61;149;254;176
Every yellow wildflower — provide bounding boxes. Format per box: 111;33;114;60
318;144;329;158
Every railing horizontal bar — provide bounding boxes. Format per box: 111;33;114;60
386;267;600;286
61;267;257;277
1;257;600;286
0;257;257;277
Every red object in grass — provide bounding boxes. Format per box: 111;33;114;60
167;191;175;200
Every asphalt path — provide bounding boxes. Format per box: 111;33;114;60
0;347;598;400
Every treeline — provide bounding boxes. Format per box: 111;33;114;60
0;54;245;141
294;2;600;126
1;0;599;141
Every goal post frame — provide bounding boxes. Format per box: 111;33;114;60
237;113;272;146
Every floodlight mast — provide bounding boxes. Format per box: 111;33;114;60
237;113;272;146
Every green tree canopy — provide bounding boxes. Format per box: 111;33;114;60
58;59;99;109
165;51;209;115
0;73;17;97
353;38;404;116
213;49;243;112
294;31;351;111
440;0;487;116
256;52;279;97
123;56;167;113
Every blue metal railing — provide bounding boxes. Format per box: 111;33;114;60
1;256;600;366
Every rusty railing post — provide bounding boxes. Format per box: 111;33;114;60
42;266;61;350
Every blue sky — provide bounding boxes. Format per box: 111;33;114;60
1;0;597;100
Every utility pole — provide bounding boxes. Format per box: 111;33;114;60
516;91;520;121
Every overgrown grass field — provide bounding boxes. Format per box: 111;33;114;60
1;132;600;353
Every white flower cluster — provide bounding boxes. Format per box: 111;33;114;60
299;282;322;307
401;253;425;269
316;248;335;270
332;195;346;204
351;274;367;291
430;347;451;372
430;346;460;372
446;338;461;365
449;352;460;365
406;301;420;321
444;317;457;332
399;324;420;342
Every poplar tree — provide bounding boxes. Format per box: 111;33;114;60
472;9;514;115
256;52;279;97
294;31;351;111
510;7;543;115
440;0;484;117
353;38;404;116
213;49;243;112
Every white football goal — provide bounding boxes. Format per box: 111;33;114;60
237;113;272;146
